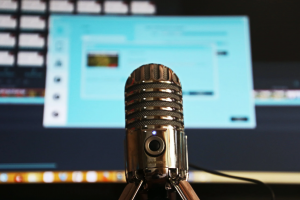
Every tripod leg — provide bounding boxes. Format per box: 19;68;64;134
119;180;143;200
178;180;200;200
171;180;200;200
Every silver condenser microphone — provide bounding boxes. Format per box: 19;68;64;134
119;64;200;200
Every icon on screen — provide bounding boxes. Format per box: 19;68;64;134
55;60;62;67
14;174;23;183
72;171;83;182
53;93;60;100
59;172;67;182
86;171;97;182
43;171;54;183
52;111;59;117
103;171;109;182
0;173;8;182
116;172;123;181
53;76;61;83
27;173;38;183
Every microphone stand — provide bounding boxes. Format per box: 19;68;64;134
119;178;199;200
139;184;177;200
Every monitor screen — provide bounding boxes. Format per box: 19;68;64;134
44;16;254;129
0;0;300;185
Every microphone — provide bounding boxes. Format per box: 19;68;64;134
119;64;200;200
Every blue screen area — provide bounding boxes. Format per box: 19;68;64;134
44;16;256;128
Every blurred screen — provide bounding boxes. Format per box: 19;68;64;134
44;16;255;128
0;0;300;185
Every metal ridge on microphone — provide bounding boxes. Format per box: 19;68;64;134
125;64;184;130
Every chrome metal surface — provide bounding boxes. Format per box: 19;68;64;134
172;181;188;200
185;135;189;181
118;180;144;200
121;64;200;200
126;127;179;172
132;180;144;200
144;136;165;156
178;180;201;200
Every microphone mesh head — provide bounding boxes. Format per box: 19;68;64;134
125;64;183;130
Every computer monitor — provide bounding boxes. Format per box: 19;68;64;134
44;16;254;129
0;0;300;185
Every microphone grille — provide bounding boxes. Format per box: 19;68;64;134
125;64;183;130
126;64;181;87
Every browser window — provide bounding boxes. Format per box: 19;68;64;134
44;16;255;128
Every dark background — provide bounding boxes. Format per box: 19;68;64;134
160;0;300;90
1;0;300;199
1;183;300;200
1;106;300;172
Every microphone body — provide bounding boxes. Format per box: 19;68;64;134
120;64;199;200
